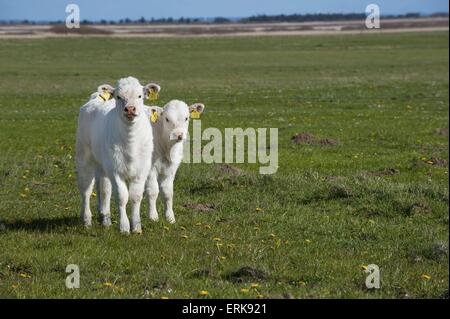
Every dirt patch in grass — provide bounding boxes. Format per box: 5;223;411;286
412;156;449;169
423;241;449;260
428;157;449;167
435;128;449;137
216;164;243;175
225;266;269;283
291;132;340;145
409;202;431;215
318;138;340;145
291;132;316;144
362;168;400;178
183;203;216;212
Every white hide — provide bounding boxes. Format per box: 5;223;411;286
75;76;159;234
145;100;205;224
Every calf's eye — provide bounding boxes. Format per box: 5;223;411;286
185;117;188;121
117;96;121;100
138;95;142;98
166;118;169;123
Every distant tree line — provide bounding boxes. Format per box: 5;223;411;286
0;12;447;25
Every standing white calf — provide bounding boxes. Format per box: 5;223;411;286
76;76;160;234
145;100;205;224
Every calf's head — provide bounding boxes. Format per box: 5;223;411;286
149;100;205;142
98;77;160;124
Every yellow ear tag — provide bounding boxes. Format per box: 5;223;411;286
147;90;159;102
99;91;111;102
150;111;159;123
190;110;201;119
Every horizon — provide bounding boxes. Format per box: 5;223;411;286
0;0;448;22
1;12;447;24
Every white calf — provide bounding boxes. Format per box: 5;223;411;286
145;100;205;223
76;76;160;234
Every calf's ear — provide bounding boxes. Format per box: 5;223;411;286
189;103;205;114
144;83;161;102
96;84;115;101
97;84;115;94
147;106;164;123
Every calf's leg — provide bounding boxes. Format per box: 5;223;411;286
111;175;130;234
160;173;176;224
129;177;146;234
77;162;95;228
97;174;112;227
146;170;159;222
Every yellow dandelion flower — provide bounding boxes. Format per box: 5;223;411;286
255;207;263;212
11;284;18;289
250;283;259;289
180;226;186;231
256;294;264;299
421;274;431;280
213;237;222;242
204;224;211;229
240;288;250;294
161;296;169;299
298;281;307;286
199;290;209;296
92;192;97;197
195;222;202;226
269;233;276;238
24;187;30;192
305;239;311;244
181;235;189;239
20;193;27;198
163;226;170;231
219;256;226;260
103;282;113;287
361;265;368;271
19;273;31;279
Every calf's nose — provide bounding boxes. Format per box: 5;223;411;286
124;106;136;115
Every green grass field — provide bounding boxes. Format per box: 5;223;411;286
0;32;448;298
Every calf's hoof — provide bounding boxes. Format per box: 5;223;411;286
83;219;92;228
165;213;176;224
102;216;112;227
149;211;159;222
119;219;130;234
131;223;142;234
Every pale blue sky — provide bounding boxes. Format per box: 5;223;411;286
0;0;448;21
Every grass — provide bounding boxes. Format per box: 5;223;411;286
0;32;448;299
